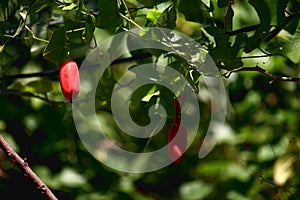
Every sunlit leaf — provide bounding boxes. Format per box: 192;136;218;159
61;3;78;11
57;168;86;188
179;180;213;200
26;79;53;94
274;154;296;186
145;10;162;27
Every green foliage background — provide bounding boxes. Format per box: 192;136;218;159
1;0;300;199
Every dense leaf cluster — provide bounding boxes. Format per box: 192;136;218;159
1;0;300;199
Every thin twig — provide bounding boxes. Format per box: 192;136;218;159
225;24;260;36
0;53;152;81
119;13;145;31
225;13;300;37
0;70;59;81
224;65;300;83
0;135;58;200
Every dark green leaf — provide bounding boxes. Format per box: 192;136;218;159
29;0;52;13
224;6;234;31
177;0;208;23
127;33;153;65
136;0;169;8
217;0;228;8
244;0;271;53
276;0;289;26
248;0;271;29
96;0;122;30
285;16;299;35
156;5;177;29
82;13;96;46
43;27;68;65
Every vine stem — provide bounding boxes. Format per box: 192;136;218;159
119;13;145;31
0;135;58;200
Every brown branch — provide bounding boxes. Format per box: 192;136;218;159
223;65;300;83
0;90;70;106
225;24;260;36
0;135;58;200
0;70;59;81
0;53;152;81
225;13;300;37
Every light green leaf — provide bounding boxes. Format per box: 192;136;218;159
7;81;24;91
274;154;296;186
58;168;86;188
61;3;78;11
180;180;213;200
26;79;53;94
146;10;162;27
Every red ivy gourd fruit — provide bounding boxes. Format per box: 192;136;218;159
168;123;187;164
59;60;80;100
168;94;187;164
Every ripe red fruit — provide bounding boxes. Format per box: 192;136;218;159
59;60;80;100
173;93;186;124
168;123;187;164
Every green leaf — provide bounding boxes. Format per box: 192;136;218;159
156;4;177;29
136;0;169;8
285;16;299;35
29;0;52;13
245;0;271;53
126;33;153;65
96;0;122;30
217;0;228;8
201;0;213;10
131;84;157;105
284;38;300;64
43;27;68;65
18;6;28;21
248;0;271;29
145;10;162;27
26;79;53;94
7;81;24;91
61;3;78;11
274;154;297;186
224;6;234;31
179;180;213;200
177;0;208;23
56;168;86;188
82;13;96;46
276;0;289;26
7;6;28;38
